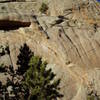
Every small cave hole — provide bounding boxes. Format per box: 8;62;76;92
0;20;31;31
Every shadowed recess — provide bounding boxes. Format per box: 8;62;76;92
0;20;31;31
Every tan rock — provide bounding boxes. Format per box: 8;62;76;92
0;0;100;100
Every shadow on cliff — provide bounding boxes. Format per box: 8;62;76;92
0;20;31;31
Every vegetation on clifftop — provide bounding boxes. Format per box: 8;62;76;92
39;3;48;14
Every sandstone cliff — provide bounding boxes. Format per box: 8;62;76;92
0;0;100;100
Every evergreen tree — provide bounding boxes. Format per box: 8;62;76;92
23;56;63;100
16;43;33;75
0;43;63;100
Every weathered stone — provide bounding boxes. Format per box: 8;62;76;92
0;0;100;100
0;54;11;66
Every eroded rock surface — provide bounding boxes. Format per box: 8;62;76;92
0;0;100;100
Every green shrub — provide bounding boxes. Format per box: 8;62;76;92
23;56;63;100
87;95;95;100
39;3;48;13
0;64;6;72
16;43;34;75
0;43;63;100
87;94;100;100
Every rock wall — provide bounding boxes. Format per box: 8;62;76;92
0;0;100;100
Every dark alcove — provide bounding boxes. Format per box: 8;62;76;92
0;20;31;31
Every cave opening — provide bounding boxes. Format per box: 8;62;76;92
0;20;31;31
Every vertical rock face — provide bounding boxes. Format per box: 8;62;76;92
0;0;100;100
